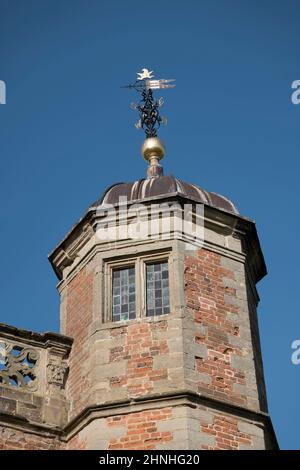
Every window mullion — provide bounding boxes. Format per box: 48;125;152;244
137;258;145;319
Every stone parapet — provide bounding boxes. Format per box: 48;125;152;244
0;323;72;431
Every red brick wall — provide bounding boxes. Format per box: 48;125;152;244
63;408;173;450
64;433;87;450
184;249;250;407
109;321;169;396
65;266;94;418
63;407;260;450
200;413;253;450
107;408;173;450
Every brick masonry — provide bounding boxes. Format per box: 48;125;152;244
183;248;267;412
62;404;268;450
55;244;273;449
88;317;185;406
65;266;94;419
0;197;278;449
64;408;173;450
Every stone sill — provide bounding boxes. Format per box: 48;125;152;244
90;312;175;335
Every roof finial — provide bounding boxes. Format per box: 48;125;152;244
122;68;175;178
141;137;165;178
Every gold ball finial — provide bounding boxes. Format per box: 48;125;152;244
141;137;165;162
141;137;166;178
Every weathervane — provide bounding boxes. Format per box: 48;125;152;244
122;68;175;139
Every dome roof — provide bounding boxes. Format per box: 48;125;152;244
92;175;239;215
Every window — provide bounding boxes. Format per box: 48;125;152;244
146;261;169;316
112;266;136;321
107;253;171;323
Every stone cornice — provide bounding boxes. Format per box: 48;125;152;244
0;411;62;438
0;323;73;352
0;390;279;449
49;194;266;286
63;389;272;433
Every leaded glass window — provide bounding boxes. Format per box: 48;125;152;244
146;261;169;316
112;266;136;321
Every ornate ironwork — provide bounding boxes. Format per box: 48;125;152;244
122;68;175;138
0;341;39;390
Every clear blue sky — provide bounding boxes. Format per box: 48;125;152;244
0;0;299;449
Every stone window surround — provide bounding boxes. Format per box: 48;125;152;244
103;250;173;324
58;239;187;335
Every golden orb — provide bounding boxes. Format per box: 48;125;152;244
141;137;165;162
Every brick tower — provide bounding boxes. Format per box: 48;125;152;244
0;72;278;450
48;130;276;449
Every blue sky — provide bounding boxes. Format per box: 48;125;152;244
0;0;299;449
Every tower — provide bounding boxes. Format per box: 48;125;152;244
0;69;278;450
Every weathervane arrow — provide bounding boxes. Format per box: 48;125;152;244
122;68;176;139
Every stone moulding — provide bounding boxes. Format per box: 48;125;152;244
0;388;279;448
48;194;266;285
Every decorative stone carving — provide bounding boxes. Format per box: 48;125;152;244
0;341;39;390
46;361;68;389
